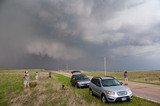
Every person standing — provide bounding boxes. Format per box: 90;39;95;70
49;72;51;78
23;71;30;88
124;71;128;85
35;72;39;80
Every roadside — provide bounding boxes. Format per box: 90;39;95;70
54;71;160;104
7;71;89;106
1;70;159;106
53;72;160;106
127;81;160;103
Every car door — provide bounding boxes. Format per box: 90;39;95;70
94;79;102;97
90;79;97;94
71;75;76;85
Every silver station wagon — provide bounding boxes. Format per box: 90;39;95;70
89;76;132;103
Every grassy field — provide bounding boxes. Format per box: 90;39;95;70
0;70;89;106
0;70;160;106
0;70;23;105
81;70;160;85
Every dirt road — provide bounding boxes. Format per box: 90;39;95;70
127;81;160;103
54;71;160;104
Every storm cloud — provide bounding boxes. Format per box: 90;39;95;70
0;0;160;70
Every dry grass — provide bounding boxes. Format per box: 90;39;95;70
7;71;89;106
81;70;160;85
1;70;159;106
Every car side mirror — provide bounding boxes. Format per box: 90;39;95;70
120;82;123;85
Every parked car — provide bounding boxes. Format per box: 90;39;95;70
89;76;132;103
70;74;90;88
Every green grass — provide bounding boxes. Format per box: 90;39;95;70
53;73;160;106
0;70;89;105
0;70;23;105
0;70;160;106
81;70;160;85
0;69;43;105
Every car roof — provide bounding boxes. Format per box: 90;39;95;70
92;76;115;80
71;70;81;73
72;74;86;77
71;71;81;74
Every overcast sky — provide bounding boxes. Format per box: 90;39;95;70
0;0;160;70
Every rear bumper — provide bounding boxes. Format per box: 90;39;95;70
78;83;90;87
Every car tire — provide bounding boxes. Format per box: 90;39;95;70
89;89;93;96
128;98;131;102
75;83;79;88
101;94;107;103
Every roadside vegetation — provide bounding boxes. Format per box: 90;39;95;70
81;70;160;85
0;70;23;105
54;73;160;106
0;70;160;106
0;70;89;106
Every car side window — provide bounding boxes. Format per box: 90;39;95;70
96;79;101;87
72;76;76;80
91;79;96;84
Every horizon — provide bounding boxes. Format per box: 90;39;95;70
0;68;160;72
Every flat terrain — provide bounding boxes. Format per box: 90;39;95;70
0;70;160;106
55;70;160;103
82;70;160;85
0;70;89;106
127;81;160;103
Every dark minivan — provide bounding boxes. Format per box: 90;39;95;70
70;74;90;88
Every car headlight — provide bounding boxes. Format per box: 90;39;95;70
127;89;132;94
77;82;82;84
105;90;115;95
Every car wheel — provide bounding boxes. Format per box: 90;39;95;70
89;89;93;96
75;83;79;88
128;98;131;102
101;94;107;103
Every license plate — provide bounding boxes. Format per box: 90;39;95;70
85;84;88;86
122;97;126;101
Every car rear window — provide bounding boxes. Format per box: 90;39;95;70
71;71;81;75
74;74;88;80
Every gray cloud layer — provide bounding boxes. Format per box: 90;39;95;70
0;0;160;70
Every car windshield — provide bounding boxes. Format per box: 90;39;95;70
75;74;89;80
102;79;121;87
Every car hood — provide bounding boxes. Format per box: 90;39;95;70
103;85;130;92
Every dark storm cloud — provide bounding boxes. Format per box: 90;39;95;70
0;0;160;70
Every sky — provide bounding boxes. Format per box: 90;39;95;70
0;0;160;70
